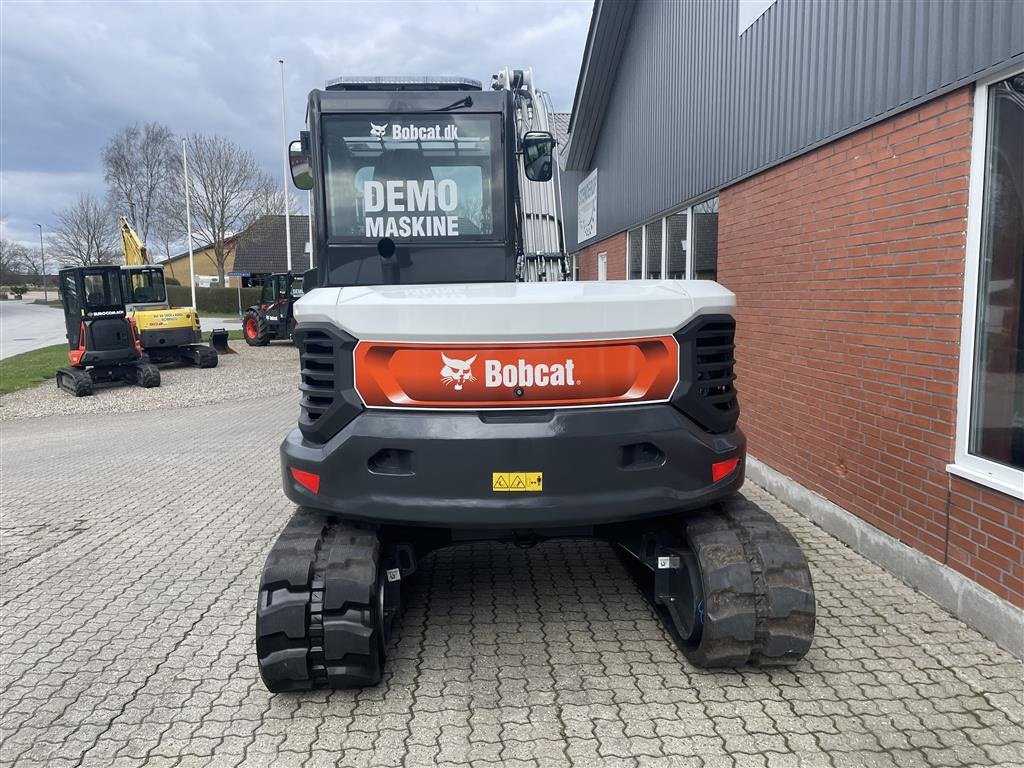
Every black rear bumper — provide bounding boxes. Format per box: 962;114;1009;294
281;404;745;529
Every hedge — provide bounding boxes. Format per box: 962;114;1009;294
167;285;262;314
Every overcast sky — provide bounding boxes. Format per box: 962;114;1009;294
0;0;592;248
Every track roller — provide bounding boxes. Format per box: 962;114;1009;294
622;496;816;668
256;509;406;692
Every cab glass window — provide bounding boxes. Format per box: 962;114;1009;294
82;270;122;309
323;114;503;242
127;269;167;304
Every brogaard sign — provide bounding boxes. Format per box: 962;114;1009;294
353;337;679;409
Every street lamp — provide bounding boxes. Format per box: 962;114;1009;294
34;224;47;302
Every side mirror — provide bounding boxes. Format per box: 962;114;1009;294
289;139;313;190
522;131;555;182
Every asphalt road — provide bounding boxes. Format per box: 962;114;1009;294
0;301;67;359
1;392;1022;767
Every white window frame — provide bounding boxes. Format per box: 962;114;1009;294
685;206;694;278
948;64;1024;501
626;194;716;280
640;224;647;279
660;217;668;278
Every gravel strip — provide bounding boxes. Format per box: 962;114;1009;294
0;342;299;421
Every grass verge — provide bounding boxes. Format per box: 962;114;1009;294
0;332;247;396
0;344;67;395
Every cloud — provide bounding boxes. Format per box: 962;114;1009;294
0;0;591;246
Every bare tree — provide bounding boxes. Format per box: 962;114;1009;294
102;122;177;253
0;239;29;283
20;241;47;286
163;134;271;283
149;198;181;261
51;193;119;267
252;176;303;220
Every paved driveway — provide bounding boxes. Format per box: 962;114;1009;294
0;301;66;359
1;395;1021;767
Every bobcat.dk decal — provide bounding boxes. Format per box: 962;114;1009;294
440;353;477;391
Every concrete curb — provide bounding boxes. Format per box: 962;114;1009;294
746;456;1024;659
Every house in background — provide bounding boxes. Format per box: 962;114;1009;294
231;215;311;286
161;235;239;287
159;214;311;288
557;0;1023;652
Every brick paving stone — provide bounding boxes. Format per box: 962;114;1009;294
1;393;1022;767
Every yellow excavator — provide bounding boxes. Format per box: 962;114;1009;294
119;216;218;367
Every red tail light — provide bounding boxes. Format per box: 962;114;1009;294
290;467;320;494
711;457;740;483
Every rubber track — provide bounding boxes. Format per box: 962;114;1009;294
192;346;218;368
256;510;383;691
56;367;93;397
135;362;161;388
679;496;816;667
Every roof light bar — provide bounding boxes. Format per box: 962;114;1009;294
325;75;482;92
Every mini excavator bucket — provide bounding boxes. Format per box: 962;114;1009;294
209;328;234;354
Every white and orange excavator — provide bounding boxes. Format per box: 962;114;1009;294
254;70;816;691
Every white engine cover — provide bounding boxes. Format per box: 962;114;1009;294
294;280;735;343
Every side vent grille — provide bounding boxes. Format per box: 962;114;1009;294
671;314;740;434
694;321;737;415
299;331;335;423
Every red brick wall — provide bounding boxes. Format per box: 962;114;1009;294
718;86;1023;608
575;232;627;281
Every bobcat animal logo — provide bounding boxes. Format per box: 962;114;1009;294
369;122;388;138
440;353;477;391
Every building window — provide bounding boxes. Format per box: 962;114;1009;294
626;198;719;281
666;213;687;279
644;220;663;279
627;227;642;280
952;68;1024;500
692;197;720;281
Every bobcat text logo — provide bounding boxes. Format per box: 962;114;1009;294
369;122;388;138
440;353;477;391
485;359;576;388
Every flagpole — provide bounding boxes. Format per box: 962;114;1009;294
182;137;197;310
279;58;292;273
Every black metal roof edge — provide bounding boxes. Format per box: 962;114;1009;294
564;0;637;172
566;0;603;135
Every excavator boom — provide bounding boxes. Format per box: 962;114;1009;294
119;215;148;266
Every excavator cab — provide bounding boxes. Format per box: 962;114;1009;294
121;265;168;310
56;265;161;397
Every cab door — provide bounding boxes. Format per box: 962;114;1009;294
61;271;82;349
261;276;282;329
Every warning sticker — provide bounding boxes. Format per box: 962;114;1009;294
492;472;543;492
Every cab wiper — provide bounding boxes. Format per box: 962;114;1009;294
433;95;473;112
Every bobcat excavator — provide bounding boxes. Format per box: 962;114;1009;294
254;71;816;691
118;216;218;367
